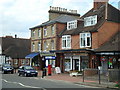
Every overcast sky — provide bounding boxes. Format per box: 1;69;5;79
0;0;119;39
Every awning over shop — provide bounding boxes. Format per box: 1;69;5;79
25;52;39;59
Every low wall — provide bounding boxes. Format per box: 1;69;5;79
108;69;120;82
84;69;98;76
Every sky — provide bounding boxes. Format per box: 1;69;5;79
0;0;119;39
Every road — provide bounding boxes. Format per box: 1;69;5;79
1;73;100;89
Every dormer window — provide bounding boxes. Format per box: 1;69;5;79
84;15;97;27
67;20;77;30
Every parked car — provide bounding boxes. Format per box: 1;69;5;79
2;63;14;74
18;66;38;77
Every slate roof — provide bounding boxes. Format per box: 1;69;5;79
95;31;120;52
30;15;77;29
59;3;120;36
0;36;31;59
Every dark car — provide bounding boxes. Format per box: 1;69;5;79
18;66;38;77
2;63;14;74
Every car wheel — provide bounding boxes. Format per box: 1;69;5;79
2;71;5;74
18;73;20;76
24;73;27;77
35;74;38;77
11;71;14;74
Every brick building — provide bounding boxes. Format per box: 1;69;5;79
51;0;120;73
28;6;80;70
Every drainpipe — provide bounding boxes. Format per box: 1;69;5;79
105;2;108;20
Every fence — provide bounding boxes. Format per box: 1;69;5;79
82;68;120;84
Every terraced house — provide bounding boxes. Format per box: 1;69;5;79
28;6;80;70
51;0;120;73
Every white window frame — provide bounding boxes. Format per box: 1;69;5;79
51;25;55;35
38;29;41;37
32;43;35;52
67;20;77;30
44;27;47;36
31;30;35;37
38;42;41;52
62;35;71;49
80;33;91;48
84;15;97;27
44;41;47;51
51;40;54;50
14;59;18;64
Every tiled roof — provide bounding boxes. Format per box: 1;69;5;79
30;15;77;29
60;3;120;36
95;31;120;52
0;37;31;59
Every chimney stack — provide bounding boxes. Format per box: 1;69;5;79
15;34;17;38
93;0;109;10
48;6;80;20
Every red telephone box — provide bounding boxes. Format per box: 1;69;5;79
48;64;52;76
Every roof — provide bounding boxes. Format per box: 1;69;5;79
59;3;120;36
30;15;77;29
0;37;31;59
95;31;120;52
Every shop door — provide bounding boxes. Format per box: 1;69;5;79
74;59;79;70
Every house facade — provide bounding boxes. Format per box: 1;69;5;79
51;0;120;73
0;35;31;68
29;6;80;70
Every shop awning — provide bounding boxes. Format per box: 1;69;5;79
25;52;39;59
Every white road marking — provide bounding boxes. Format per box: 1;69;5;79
2;79;46;90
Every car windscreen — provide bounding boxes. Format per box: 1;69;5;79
4;64;11;67
25;66;34;70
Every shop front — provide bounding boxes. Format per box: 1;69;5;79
95;52;120;74
53;49;91;73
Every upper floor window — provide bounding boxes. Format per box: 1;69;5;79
32;43;35;52
51;25;55;35
67;20;77;30
44;41;47;51
62;35;71;49
38;42;41;52
44;27;47;36
31;30;35;37
80;33;91;48
51;40;54;50
38;29;41;37
84;15;97;27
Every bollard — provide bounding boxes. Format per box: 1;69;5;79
83;69;84;82
98;69;101;84
42;68;46;78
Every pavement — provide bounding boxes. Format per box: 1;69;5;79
37;70;119;89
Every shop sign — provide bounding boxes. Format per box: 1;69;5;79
45;56;56;60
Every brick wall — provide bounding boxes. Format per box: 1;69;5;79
92;21;120;49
